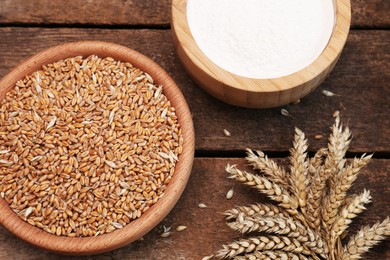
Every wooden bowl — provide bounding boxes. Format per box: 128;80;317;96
172;0;351;108
0;41;195;255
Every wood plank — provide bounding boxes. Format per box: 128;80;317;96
0;28;389;153
0;1;389;28
351;0;390;28
0;1;170;26
0;158;388;259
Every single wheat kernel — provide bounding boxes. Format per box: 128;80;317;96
198;203;208;208
223;129;231;137
281;109;294;118
322;90;339;97
226;188;234;200
160;232;171;238
160;225;171;238
176;225;188;232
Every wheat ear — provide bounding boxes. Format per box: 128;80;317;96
224;203;289;221
322;155;372;231
331;190;372;244
309;148;328;174
226;165;299;216
246;148;289;190
215;235;311;259
289;128;309;209
306;165;330;232
341;217;390;260
228;215;328;257
235;250;314;260
324;116;351;178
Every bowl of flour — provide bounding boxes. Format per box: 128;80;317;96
172;0;351;108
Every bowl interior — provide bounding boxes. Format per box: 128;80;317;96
0;41;195;255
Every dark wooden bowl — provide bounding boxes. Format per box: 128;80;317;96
0;41;195;255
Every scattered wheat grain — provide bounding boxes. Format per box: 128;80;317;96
226;188;234;199
176;225;187;232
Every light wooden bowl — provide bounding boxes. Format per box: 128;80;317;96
0;41;195;255
172;0;351;108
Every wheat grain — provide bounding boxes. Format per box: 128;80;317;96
223;129;231;137
199;203;208;208
176;225;187;232
281;108;294;118
0;55;183;237
226;188;234;199
160;225;172;238
322;90;339;97
160;232;171;238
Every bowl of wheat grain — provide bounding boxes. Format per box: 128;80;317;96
0;41;195;255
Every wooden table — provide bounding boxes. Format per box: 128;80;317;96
0;1;389;259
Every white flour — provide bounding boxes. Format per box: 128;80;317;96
186;0;335;79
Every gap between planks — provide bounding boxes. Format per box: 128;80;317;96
0;23;171;30
195;150;390;159
0;23;389;31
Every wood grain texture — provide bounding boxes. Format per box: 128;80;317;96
0;0;170;26
351;0;390;28
0;41;195;255
0;28;388;153
0;158;388;259
0;0;389;28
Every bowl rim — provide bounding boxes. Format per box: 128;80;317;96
0;41;195;255
172;0;351;93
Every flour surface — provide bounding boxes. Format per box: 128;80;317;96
187;0;335;78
